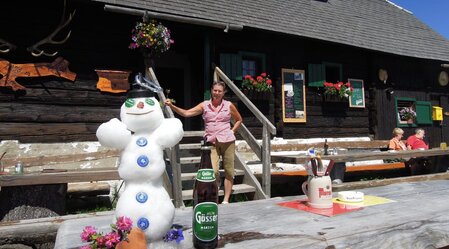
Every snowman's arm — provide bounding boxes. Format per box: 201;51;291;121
96;118;132;149
154;118;184;148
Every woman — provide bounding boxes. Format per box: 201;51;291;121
165;81;242;204
388;128;407;150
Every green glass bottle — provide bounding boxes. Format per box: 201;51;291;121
192;140;218;249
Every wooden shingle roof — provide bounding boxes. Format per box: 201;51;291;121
97;0;449;62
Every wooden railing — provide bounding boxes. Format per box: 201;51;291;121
214;67;276;197
146;67;183;208
145;66;277;205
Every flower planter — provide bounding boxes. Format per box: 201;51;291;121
323;94;348;102
243;89;271;100
407;119;415;124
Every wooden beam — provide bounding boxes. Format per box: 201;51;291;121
1;149;119;168
274;148;449;163
271;140;390;151
0;211;113;245
0;168;119;187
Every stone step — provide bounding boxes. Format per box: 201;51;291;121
181;169;245;181
180;156;201;165
179;143;201;150
181;183;256;201
183;131;204;137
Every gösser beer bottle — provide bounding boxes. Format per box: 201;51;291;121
192;139;218;249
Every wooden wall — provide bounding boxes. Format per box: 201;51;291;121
0;1;205;143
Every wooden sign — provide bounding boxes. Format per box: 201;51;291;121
348;78;365;108
95;69;131;93
0;57;76;91
282;68;306;123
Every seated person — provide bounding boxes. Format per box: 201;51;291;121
406;128;431;175
388;128;407;150
406;128;428;150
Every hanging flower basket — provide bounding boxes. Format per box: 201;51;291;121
129;20;174;61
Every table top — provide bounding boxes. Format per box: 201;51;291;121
55;180;449;249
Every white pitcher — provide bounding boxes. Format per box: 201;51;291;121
302;175;333;209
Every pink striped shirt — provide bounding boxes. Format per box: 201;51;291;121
203;100;236;143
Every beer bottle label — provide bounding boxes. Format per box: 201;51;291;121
196;169;216;182
193;202;218;241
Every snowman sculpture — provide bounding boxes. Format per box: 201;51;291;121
96;75;183;244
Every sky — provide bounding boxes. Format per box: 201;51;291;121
390;0;449;40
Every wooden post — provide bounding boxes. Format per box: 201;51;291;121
147;67;184;208
262;124;271;197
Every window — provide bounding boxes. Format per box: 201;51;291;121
242;59;256;77
324;62;342;83
395;97;432;127
219;52;266;81
308;62;342;87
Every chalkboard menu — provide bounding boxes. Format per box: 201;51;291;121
282;69;306;123
348;78;365;108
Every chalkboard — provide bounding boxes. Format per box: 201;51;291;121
282;69;306;123
348;78;365;108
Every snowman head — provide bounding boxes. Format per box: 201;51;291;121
120;89;164;133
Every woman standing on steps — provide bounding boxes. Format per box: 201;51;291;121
165;81;242;204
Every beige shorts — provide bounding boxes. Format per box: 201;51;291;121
210;141;235;180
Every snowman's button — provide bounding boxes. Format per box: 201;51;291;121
137;155;149;167
137;217;150;230
136;192;148;203
136;137;148;147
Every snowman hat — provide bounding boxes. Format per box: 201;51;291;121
127;87;156;99
128;73;162;98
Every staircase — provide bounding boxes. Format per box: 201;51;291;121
147;66;275;208
178;131;264;203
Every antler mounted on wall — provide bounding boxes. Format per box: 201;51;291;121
27;0;76;57
0;38;16;54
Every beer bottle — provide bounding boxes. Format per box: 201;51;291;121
324;139;329;155
192;139;218;249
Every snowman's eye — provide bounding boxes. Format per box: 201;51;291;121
125;99;135;108
145;98;155;106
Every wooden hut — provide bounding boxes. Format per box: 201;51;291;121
1;0;449;147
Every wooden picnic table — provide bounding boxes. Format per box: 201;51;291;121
54;180;449;249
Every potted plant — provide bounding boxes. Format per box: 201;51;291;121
323;81;353;101
241;73;272;99
129;19;174;67
399;107;416;123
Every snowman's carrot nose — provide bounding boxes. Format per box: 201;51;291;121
137;102;144;109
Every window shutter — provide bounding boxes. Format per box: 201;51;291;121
416;101;432;125
219;53;242;80
308;64;325;87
